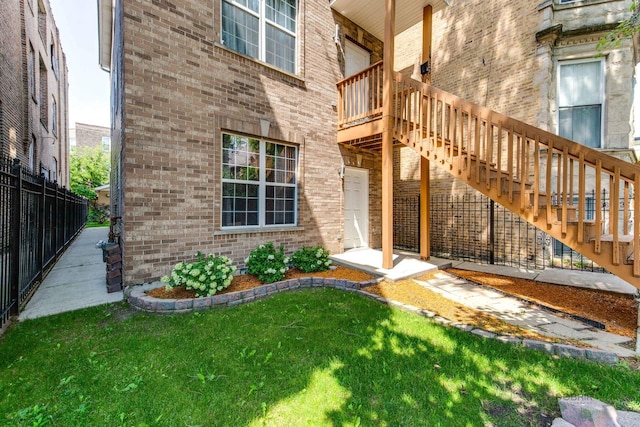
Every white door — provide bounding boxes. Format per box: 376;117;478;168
345;41;371;117
344;167;369;249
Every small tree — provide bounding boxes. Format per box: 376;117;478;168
70;147;110;222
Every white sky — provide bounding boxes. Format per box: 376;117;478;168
50;0;110;128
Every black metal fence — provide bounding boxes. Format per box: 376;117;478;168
0;156;87;332
394;191;626;273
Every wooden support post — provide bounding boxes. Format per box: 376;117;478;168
419;5;432;260
420;157;430;259
381;0;395;269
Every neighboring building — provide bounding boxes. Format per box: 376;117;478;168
94;183;110;207
0;0;70;186
70;122;111;152
98;0;640;286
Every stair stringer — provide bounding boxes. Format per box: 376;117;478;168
395;129;637;288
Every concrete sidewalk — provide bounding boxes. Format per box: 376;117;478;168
19;227;123;320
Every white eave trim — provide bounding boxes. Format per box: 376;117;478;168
330;0;451;40
97;0;113;72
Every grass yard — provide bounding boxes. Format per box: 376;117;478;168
1;288;639;426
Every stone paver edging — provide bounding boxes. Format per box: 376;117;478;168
125;278;620;365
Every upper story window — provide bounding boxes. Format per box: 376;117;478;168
50;35;59;80
101;136;111;152
28;44;36;99
221;133;298;228
37;0;47;43
221;0;297;74
51;95;57;136
39;56;48;129
558;59;604;149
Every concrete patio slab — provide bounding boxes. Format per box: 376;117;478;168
330;248;448;281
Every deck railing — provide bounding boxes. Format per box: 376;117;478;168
336;65;640;280
337;61;384;127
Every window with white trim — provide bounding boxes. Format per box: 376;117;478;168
221;0;297;74
558;59;603;149
221;133;297;228
51;95;57;136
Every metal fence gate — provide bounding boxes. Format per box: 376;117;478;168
394;192;621;273
0;156;87;332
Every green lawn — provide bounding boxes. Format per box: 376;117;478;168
1;289;638;426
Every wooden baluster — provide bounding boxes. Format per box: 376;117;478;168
595;160;602;254
561;147;568;235
546;141;553;226
486;122;493;190
519;135;527;212
448;103;455;164
623;180;630;236
578;153;585;243
426;90;432;152
496;123;502;196
508;128;514;203
466;113;472;179
533;136;540;220
457;108;464;175
475;116;481;184
634;174;640;276
612;167;620;265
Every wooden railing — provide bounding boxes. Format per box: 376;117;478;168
337;61;384;127
336;65;640;283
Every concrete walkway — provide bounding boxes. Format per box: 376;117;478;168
333;248;638;357
19;227;123;320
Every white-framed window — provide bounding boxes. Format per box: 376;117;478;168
221;0;297;74
557;59;604;149
52;157;57;182
51;95;57;136
101;136;111;152
221;133;298;228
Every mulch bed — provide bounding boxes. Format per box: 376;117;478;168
447;268;638;339
146;266;374;299
147;264;638;349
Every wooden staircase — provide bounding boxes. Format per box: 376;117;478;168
337;62;640;288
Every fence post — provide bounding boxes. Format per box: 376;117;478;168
10;159;22;315
489;199;495;265
38;175;47;278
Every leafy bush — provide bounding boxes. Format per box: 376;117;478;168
245;242;289;284
88;203;109;224
161;252;236;297
291;246;332;273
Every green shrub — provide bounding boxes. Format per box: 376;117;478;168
161;252;236;297
291;246;332;273
245;242;289;284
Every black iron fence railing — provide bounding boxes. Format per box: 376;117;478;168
0;156;87;333
394;190;627;274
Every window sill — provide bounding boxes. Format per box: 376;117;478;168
214;226;304;236
213;42;305;84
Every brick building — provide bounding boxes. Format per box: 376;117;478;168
98;0;639;286
0;0;70;186
98;0;397;284
70;122;111;152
